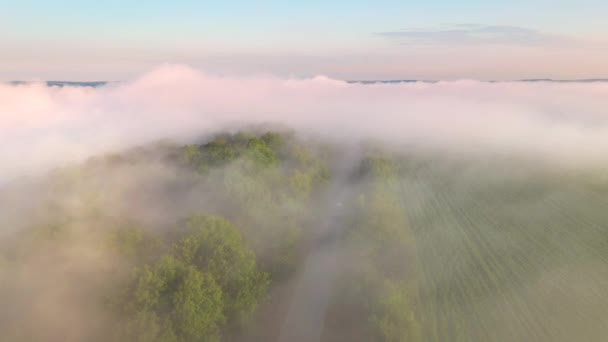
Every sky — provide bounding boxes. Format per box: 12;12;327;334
1;0;608;80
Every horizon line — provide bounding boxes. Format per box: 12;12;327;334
5;78;608;87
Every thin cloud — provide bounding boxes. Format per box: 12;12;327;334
377;24;578;46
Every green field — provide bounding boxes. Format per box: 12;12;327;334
397;157;608;341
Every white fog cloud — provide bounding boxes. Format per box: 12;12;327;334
2;64;608;182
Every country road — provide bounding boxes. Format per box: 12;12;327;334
277;146;361;342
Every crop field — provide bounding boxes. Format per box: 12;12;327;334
398;158;608;341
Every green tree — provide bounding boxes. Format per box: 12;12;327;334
244;137;278;168
174;215;269;326
121;255;225;342
107;224;164;264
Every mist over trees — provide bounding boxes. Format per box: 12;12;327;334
1;130;414;341
2;129;608;341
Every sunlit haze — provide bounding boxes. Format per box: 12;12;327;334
2;2;608;342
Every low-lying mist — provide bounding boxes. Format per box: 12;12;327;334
2;66;608;342
2;64;608;183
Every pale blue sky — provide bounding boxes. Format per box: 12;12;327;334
1;0;607;80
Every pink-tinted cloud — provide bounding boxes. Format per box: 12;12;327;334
2;64;608;182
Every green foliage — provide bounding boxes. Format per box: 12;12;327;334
339;152;421;340
207;140;237;164
8;130;608;342
180;133;282;175
180;145;203;167
181;132;330;278
245;137;278;168
122;255;225;342
289;143;330;185
107;224;164;264
109;214;270;341
261;131;286;152
370;280;421;342
288;170;313;197
172;267;224;341
174;215;269;325
6;131;424;342
108;225;145;259
222;163;274;207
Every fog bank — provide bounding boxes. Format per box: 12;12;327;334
2;64;608;182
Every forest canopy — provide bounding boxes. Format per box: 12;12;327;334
0;131;420;342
